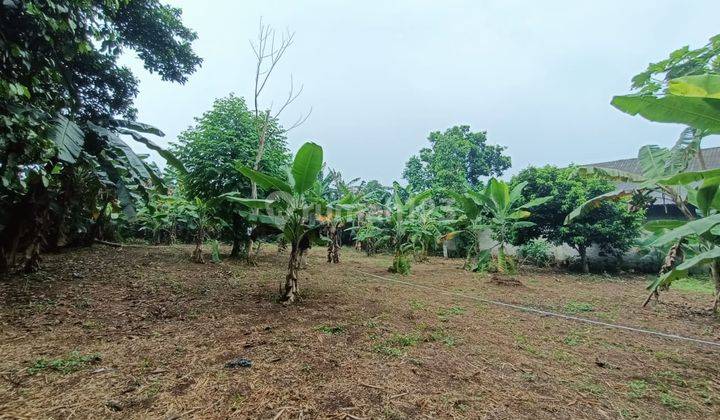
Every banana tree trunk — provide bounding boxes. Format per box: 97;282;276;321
326;225;340;264
192;226;205;264
284;242;300;302
711;259;720;315
497;245;507;274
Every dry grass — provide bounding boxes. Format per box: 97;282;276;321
1;244;719;419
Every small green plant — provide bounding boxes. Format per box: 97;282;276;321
409;299;427;310
315;324;346;335
578;381;605;396
519;238;553;267
627;380;648;399
660;392;684;409
564;301;594;314
28;352;101;375
211;240;221;263
389;253;411;275
437;305;466;320
372;333;422;357
371;343;404;357
563;331;583;346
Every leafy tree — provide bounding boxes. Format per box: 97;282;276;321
403;125;510;192
173;95;290;257
224;142;324;303
514;166;644;273
357;179;392;205
0;0;200;272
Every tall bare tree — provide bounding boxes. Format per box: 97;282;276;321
246;19;311;259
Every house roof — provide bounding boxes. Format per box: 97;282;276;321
582;146;720;208
586;146;720;173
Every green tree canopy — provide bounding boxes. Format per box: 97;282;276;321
403;125;510;192
0;0;201;271
511;165;644;273
173;94;290;256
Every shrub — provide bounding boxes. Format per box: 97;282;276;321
519;239;553;267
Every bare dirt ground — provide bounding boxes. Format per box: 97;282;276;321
1;244;719;419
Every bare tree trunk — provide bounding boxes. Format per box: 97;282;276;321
284;242;300;302
578;246;589;274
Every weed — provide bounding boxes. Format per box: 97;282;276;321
315;324;346;335
563;331;583;346
627;380;647;399
437;305;466;321
578;381;604;396
28;351;101;375
564;301;594;314
660;392;684;409
230;394;245;410
372;333;421;357
409;299;427;310
372;344;404;357
654;370;687;387
427;328;457;347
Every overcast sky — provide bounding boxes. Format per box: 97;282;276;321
123;0;720;185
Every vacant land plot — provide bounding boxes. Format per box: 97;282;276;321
1;245;719;419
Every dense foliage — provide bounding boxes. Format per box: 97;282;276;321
173;95;290;256
513;166;644;273
403;126;510;192
0;0;200;272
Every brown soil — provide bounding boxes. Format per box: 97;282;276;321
1;245;719;419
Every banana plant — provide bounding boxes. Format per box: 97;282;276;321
313;189;363;264
568;74;720;224
353;189;432;274
567;139;701;223
642;168;720;313
405;205;453;261
447;179;551;274
222;142;324;303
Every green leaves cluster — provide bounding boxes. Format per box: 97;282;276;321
403;125;511;192
513;166;644;272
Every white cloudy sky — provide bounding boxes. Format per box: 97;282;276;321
123;0;720;184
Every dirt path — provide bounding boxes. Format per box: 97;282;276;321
1;245;718;419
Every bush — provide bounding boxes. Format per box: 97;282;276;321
519;239;553;267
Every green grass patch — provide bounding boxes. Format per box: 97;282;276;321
28;351;101;375
437;305;466;321
627;379;648;399
371;333;422;357
315;324;346;335
659;391;684;409
563;331;584;346
671;277;715;295
409;299;427;310
563;301;594;314
427;328;458;347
